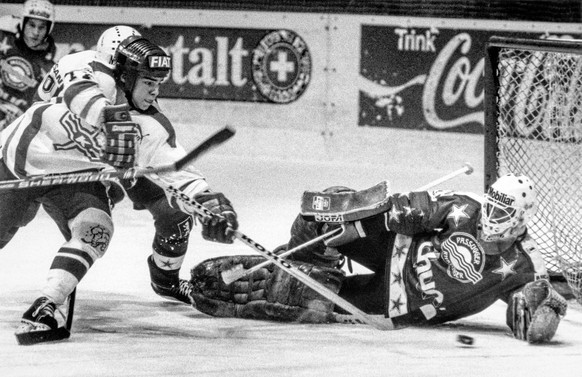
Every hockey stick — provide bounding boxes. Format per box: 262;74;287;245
144;175;394;331
221;162;476;284
415;162;474;191
220;227;342;285
0;126;236;191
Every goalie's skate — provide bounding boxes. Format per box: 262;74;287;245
151;279;193;305
15;296;70;346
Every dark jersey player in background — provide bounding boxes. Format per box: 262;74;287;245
0;0;56;129
189;173;568;344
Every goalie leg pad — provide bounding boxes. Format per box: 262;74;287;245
190;255;345;323
301;181;391;223
508;279;567;343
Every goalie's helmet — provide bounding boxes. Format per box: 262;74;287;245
480;173;537;242
21;0;55;34
114;36;171;94
96;25;141;68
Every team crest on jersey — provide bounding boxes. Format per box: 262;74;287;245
54;113;101;160
440;232;485;284
252;29;311;103
0;56;35;90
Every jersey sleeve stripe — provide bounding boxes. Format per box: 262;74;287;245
13;104;51;178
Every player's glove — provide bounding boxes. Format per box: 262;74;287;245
195;191;238;244
99;104;138;169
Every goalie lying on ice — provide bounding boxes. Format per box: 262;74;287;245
189;174;568;343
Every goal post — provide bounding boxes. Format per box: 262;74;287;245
484;36;582;302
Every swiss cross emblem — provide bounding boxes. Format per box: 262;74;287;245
312;196;330;211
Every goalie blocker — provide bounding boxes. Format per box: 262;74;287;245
300;181;391;223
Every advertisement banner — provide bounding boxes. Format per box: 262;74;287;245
53;23;312;104
358;26;582;133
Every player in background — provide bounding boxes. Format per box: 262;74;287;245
35;25;216;306
34;24;141;104
0;36;237;344
189;174;568;343
0;0;56;130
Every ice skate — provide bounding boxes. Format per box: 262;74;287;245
15;296;70;345
151;279;193;305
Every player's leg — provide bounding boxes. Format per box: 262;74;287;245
126;178;193;304
0;160;41;248
15;182;113;344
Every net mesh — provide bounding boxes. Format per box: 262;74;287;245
495;45;582;303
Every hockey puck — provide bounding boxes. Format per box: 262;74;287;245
456;334;474;347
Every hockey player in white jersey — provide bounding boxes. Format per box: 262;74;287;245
34;25;141;104
35;26;231;307
1;35;238;344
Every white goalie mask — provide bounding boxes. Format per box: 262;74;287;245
480;173;537;242
96;25;141;68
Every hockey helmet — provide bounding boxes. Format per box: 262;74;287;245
480;173;537;242
96;25;141;68
21;0;55;34
114;36;171;93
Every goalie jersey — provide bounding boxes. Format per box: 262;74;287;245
342;189;549;323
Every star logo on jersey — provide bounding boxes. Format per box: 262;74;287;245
390;295;405;313
389;205;402;222
447;204;470;227
0;37;11;54
493;256;517;280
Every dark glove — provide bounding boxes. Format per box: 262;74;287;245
195;191;238;243
100;104;138;169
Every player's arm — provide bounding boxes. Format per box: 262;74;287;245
63;68;112;127
137;119;239;243
34;63;62;102
304;185;478;247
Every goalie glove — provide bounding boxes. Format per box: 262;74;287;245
99;104;138;169
195;191;238;244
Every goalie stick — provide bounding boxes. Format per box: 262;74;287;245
0;126;236;191
220;162;475;284
220;227;342;285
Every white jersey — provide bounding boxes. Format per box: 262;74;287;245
35;50;117;127
0;101;209;193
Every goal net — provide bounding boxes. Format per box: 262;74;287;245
484;36;582;303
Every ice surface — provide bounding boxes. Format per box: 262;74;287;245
1;104;581;377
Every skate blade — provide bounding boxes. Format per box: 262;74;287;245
15;327;71;346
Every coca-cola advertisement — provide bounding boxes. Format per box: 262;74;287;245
358;25;581;133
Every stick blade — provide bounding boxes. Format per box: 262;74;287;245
175;126;236;170
220;263;245;285
15;327;71;345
